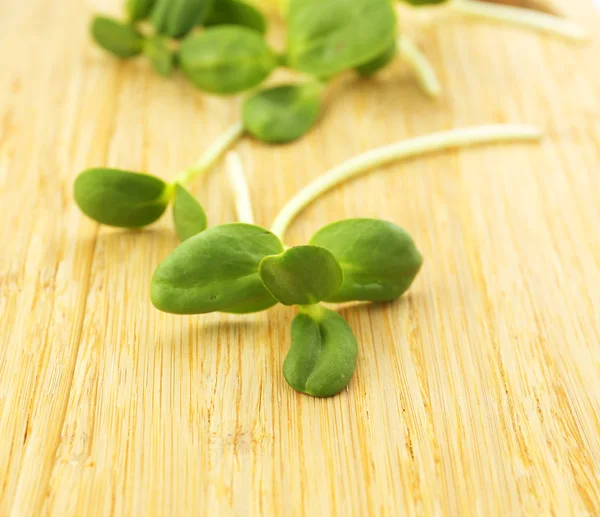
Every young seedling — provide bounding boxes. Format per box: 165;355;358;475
74;123;243;240
90;0;584;148
151;123;542;397
85;0;441;147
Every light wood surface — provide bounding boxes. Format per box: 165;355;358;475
1;1;600;516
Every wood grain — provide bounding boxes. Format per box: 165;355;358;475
1;1;599;515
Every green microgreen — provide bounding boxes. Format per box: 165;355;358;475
88;0;581;145
80;0;577;398
149;216;422;397
74;123;243;239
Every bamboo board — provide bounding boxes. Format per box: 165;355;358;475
1;1;600;516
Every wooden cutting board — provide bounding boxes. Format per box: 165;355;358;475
1;1;599;515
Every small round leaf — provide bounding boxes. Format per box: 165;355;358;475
91;16;144;59
259;245;343;306
242;83;322;144
283;305;358;398
74;168;171;228
310;218;423;303
204;0;267;34
151;223;284;314
179;26;278;95
144;36;175;77
172;184;207;241
126;0;156;21
286;0;397;77
152;0;215;38
356;39;397;77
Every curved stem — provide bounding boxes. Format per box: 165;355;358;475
226;152;255;225
450;0;587;42
175;122;245;186
398;36;442;98
270;124;542;240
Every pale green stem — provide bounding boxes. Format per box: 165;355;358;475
450;0;587;42
270;124;543;240
398;36;442;99
174;122;245;185
300;303;326;320
226;152;255;225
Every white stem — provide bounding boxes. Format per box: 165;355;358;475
450;0;587;42
227;152;255;225
398;36;442;98
176;122;245;185
270;124;543;240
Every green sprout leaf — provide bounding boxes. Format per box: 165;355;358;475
204;0;267;34
74;168;171;228
126;0;156;21
356;39;397;77
90;16;145;59
172;183;207;241
309;218;423;303
179;26;278;94
283;305;358;398
286;0;397;77
152;0;215;38
242;83;323;144
144;36;175;77
259;245;343;306
151;223;284;314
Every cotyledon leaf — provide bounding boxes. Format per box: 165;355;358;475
179;26;278;94
91;16;145;59
286;0;397;77
283;305;358;397
74;168;171;228
151;223;284;314
172;183;207;241
259;245;343;306
309;218;423;303
242;83;322;144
